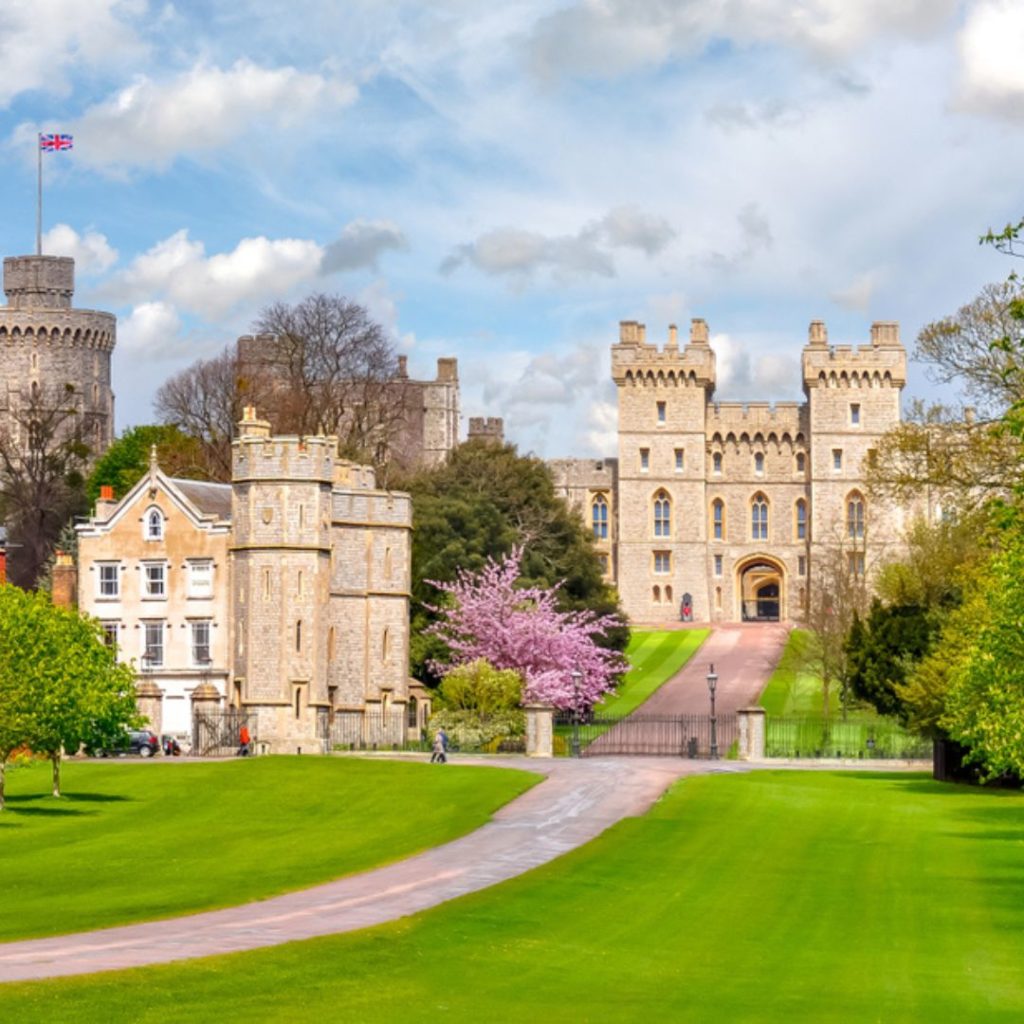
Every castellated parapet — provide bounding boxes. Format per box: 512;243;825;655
0;255;116;458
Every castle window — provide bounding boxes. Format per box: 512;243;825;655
714;554;723;577
652;585;661;603
850;403;861;426
296;620;303;652
795;452;805;474
657;401;666;424
328;627;336;662
654;551;671;575
665;584;673;604
263;568;272;600
384;546;393;578
382;628;390;661
653;491;671;537
675;449;684;472
713;452;722;475
798;555;807;576
832;449;843;471
592;494;609;539
754;452;765;476
297;570;304;597
795;499;807;541
98;562;120;599
751;493;769;541
847;493;865;539
848;552;865;577
640;448;650;472
711;498;725;541
145;508;164;541
715;586;722;611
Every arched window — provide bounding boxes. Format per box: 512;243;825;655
713;452;723;475
592;494;609;540
795;452;806;473
145;508;163;541
653;491;671;538
751;493;769;541
652;585;661;603
711;498;725;541
665;585;673;605
847;492;865;539
795;499;807;541
754;452;765;476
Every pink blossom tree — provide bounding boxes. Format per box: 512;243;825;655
427;548;626;711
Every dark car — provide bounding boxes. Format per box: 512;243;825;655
93;729;161;758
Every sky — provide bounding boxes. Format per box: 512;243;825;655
1;0;1022;458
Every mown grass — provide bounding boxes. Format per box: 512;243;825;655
4;771;1022;1022
757;628;830;715
0;757;535;942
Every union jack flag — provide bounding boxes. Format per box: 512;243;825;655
40;133;73;152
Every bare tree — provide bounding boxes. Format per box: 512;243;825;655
0;383;94;588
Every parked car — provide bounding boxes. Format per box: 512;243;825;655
92;730;161;758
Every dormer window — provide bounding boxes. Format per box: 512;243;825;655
145;507;164;541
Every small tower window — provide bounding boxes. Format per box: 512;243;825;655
847;493;865;539
850;403;861;426
751;493;769;541
640;448;650;472
795;452;805;473
295;620;302;652
675;449;684;472
145;508;163;541
656;401;666;424
653;490;671;538
592;494;609;540
713;452;722;475
832;449;843;471
711;498;725;541
795;499;807;541
714;554;723;577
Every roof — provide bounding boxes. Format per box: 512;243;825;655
169;478;232;521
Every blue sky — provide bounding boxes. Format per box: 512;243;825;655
1;0;1022;457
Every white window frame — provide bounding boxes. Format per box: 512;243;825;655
188;560;214;599
142;621;165;669
101;621;119;651
191;620;212;667
97;562;120;599
144;507;164;541
143;561;167;599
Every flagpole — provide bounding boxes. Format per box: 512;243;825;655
36;133;42;256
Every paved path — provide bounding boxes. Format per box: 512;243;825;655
639;622;790;715
0;756;749;983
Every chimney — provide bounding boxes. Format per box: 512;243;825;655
238;405;272;439
808;320;828;347
51;551;77;610
689;318;709;345
95;484;118;519
436;357;458;383
667;324;679;350
397;355;408;378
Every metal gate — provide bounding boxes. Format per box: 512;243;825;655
192;709;258;757
555;712;738;758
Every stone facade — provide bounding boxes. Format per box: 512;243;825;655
548;456;618;582
553;317;908;624
0;256;115;458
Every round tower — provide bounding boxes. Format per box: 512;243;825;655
0;255;116;457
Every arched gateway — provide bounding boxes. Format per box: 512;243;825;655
737;556;785;622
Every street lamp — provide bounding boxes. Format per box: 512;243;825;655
570;668;583;759
706;662;719;759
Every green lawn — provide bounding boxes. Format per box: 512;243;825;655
5;771;1022;1021
597;628;709;716
757;628;832;715
0;757;534;942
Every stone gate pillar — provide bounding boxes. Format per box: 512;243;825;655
737;707;767;761
524;703;554;758
190;681;223;752
135;679;164;738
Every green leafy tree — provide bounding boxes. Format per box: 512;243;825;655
434;660;523;715
398;439;628;681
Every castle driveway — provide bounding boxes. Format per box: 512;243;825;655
0;756;748;983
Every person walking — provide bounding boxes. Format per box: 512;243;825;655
430;729;447;764
238;725;251;757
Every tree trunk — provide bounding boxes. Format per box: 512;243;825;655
51;751;61;798
0;759;5;812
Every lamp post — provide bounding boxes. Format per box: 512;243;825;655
571;668;582;759
706;662;719;759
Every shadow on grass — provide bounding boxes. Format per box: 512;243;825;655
5;805;94;817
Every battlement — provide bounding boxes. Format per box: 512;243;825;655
232;410;336;483
612;319;716;386
3;256;74;310
708;401;806;430
467;416;504;443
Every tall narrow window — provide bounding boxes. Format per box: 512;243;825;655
296;620;302;653
665;584;673;604
382;627;390;661
98;563;120;598
674;449;684;472
263;568;271;600
847;493;865;539
145;508;163;541
850;403;861;426
715;587;722;611
714;554;723;577
143;622;164;668
795;452;805;474
652;585;661;603
751;493;769;541
191;621;211;666
795;499;807;541
640;448;650;472
712;499;724;541
653;490;671;538
832;448;843;471
328;626;336;662
713;452;722;475
592;494;609;539
656;401;666;423
143;562;166;598
754;452;765;476
654;551;671;574
798;555;807;576
848;552;865;577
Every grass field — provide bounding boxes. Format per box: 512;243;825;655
757;628;832;715
0;757;534;942
4;770;1022;1022
596;628;709;716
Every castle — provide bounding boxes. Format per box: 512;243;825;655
551;317;907;624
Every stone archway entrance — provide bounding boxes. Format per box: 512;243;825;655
738;557;785;621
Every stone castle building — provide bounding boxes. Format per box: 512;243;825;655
552;317;907;624
0;255;115;457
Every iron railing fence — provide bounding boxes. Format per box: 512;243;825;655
323;709;525;755
192;709;258;757
765;716;932;760
554;711;738;758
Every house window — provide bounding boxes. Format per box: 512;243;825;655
795;499;807;541
848;552;866;577
850;403;861;426
751;493;769;541
187;560;213;599
832;449;843;471
798;555;807;576
714;554;723;577
145;507;163;541
653;490;671;537
592;494;609;540
712;499;725;541
847;494;865;539
142;622;164;669
675;449;684;472
654;551;671;575
98;563;120;598
795;452;805;473
713;452;722;475
754;452;765;476
656;401;666;424
101;621;119;650
640;448;650;472
191;621;211;666
143;562;166;598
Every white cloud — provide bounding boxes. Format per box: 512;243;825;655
322;220;408;274
831;270;881;313
117;301;182;357
0;0;146;107
41;224;118;274
105;230;324;319
956;0;1024;120
61;60;357;170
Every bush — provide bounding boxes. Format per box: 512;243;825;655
435;660;523;715
428;708;525;750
